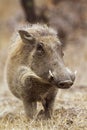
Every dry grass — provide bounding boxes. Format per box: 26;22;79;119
0;84;87;130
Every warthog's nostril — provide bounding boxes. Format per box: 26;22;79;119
58;80;73;89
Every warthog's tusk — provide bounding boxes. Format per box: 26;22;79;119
49;70;54;77
66;67;77;76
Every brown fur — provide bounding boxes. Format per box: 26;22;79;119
6;24;75;119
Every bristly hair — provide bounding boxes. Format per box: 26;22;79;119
17;23;58;38
9;24;60;54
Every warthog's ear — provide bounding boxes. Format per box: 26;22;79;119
18;30;35;44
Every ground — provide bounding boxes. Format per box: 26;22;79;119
0;83;87;130
0;0;87;130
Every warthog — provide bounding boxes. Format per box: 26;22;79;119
6;24;75;119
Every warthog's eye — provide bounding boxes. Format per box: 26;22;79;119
36;42;45;55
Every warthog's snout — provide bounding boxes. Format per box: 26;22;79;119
58;80;73;89
48;68;75;89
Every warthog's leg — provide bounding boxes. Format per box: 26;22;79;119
16;66;37;118
43;94;56;118
39;87;57;119
44;87;57;118
23;100;37;119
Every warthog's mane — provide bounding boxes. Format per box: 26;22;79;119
9;24;59;54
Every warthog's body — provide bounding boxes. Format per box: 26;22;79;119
6;24;75;119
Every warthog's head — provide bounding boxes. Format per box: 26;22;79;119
19;25;75;89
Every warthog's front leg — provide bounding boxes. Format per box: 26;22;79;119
43;94;57;118
23;100;37;119
38;87;57;119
